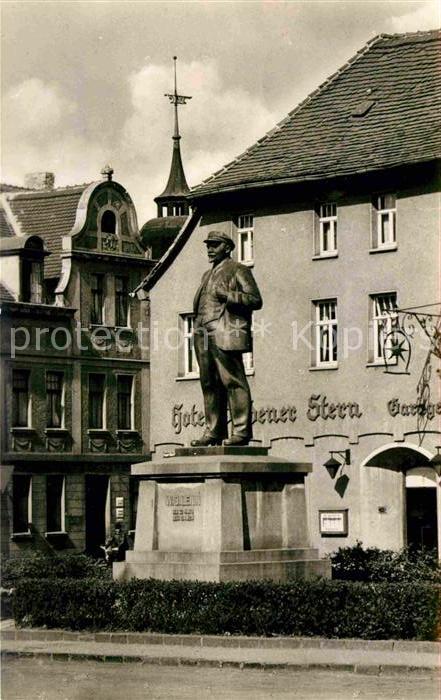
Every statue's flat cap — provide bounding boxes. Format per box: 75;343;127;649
203;230;235;249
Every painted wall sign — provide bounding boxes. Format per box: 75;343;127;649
306;394;362;421
172;395;362;434
172;403;297;434
172;404;205;434
387;398;441;419
253;405;297;424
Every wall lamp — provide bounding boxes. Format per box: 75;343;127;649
323;449;351;479
430;447;441;476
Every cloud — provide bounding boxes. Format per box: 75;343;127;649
2;78;109;188
118;59;280;223
2;2;441;229
2;65;275;222
3;78;76;138
388;1;439;32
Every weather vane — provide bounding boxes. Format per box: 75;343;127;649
164;56;192;139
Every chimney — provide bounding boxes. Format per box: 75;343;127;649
24;172;55;191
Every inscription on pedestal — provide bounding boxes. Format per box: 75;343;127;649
165;494;201;506
172;509;194;521
158;484;203;550
166;493;201;522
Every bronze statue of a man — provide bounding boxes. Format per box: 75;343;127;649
191;230;263;447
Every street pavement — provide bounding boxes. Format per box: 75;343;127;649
1;618;438;673
2;657;440;700
1;619;439;699
2;636;439;671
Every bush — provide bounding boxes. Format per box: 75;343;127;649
1;587;13;619
13;576;440;640
1;553;111;589
329;542;441;583
14;578;117;630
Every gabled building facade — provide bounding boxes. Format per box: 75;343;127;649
136;31;441;557
1;169;154;557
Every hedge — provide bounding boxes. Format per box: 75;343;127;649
13;577;440;640
330;543;441;583
1;553;110;589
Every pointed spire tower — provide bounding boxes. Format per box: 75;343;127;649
141;57;192;259
154;56;191;217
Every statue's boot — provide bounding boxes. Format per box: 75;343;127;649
190;434;221;447
223;435;250;447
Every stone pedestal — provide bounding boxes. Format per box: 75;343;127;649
114;447;330;582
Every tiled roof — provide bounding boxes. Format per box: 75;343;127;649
156;142;190;201
133;210;201;295
0;208;15;237
0;184;32;193
0;281;16;303
192;30;441;198
0;235;49;254
3;185;88;278
141;215;187;238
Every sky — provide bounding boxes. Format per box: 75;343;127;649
1;0;439;224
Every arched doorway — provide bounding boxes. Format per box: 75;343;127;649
362;443;440;557
406;467;438;550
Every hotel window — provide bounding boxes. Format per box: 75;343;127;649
12;370;30;427
12;474;32;534
313;300;338;367
370;293;398;364
372;194;396;249
21;260;43;303
90;274;104;325
115;276;129;327
315;203;337;257
181;314;199;377
46;371;64;428
46;475;65;533
237;215;254;265
88;374;105;429
117;375;134;430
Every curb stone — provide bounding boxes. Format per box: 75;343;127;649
1;649;438;674
1;626;439;653
1;622;439;674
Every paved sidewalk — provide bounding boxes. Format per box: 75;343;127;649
1;620;439;674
